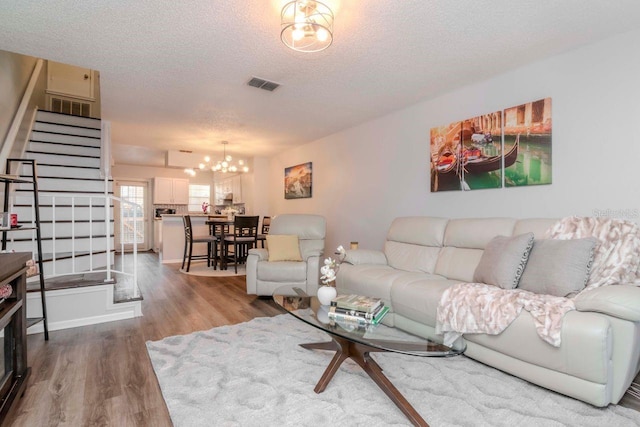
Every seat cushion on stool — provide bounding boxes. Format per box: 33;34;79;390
258;261;306;282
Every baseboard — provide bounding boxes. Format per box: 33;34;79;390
26;283;143;335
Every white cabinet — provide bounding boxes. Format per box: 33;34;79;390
214;175;243;204
154;177;189;204
153;220;162;252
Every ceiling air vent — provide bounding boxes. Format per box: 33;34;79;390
247;77;280;92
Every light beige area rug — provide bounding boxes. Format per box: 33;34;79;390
147;314;640;427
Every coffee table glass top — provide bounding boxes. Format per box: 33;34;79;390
272;285;465;357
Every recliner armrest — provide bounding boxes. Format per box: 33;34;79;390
574;285;640;321
344;249;388;266
248;248;269;261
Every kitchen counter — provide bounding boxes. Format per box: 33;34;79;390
160;215;209;264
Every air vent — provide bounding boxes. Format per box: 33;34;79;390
50;97;91;117
247;77;280;92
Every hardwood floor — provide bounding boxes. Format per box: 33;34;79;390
6;252;282;426
5;252;640;425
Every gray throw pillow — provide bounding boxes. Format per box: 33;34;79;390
473;232;535;289
518;238;599;297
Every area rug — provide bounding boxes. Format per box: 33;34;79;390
179;261;246;277
146;315;640;427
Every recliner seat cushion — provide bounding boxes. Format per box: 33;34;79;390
258;260;306;282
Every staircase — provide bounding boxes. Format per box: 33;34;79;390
5;110;142;334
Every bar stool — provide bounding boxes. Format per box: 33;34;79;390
256;216;271;248
222;216;259;273
181;215;218;272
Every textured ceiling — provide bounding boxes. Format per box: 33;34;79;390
1;0;640;164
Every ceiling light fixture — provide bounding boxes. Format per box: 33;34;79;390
183;141;249;176
281;0;334;53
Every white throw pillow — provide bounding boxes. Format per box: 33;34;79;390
266;235;303;262
473;233;534;289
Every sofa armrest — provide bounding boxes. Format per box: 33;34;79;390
343;249;388;265
248;248;269;261
574;285;640;321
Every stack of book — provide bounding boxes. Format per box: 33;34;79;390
328;294;389;326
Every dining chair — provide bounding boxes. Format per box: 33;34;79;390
181;215;218;272
222;215;259;273
256;216;271;248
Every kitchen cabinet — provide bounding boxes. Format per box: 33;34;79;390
153;219;162;252
214;175;243;204
153;177;189;204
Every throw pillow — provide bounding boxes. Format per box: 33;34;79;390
518;238;599;297
266;234;303;262
473;232;535;289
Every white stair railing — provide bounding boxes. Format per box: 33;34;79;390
5;192;139;288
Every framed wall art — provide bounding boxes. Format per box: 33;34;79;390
284;162;312;199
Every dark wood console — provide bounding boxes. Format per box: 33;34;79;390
0;252;30;425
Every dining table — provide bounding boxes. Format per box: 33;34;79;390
206;218;234;270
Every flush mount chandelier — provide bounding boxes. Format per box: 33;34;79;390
281;0;334;53
184;141;249;176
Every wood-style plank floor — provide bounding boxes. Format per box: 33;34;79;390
6;252;282;426
5;252;640;426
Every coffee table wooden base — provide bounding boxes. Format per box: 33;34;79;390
300;335;429;427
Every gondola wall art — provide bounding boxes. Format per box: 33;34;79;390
503;98;552;187
284;162;313;199
430;110;502;192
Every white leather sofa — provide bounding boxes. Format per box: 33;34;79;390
246;214;326;296
336;216;640;407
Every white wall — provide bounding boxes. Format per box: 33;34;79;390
267;28;640;252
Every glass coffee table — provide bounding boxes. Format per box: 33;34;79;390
273;285;465;427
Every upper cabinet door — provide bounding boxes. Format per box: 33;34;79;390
172;179;190;205
153;177;173;204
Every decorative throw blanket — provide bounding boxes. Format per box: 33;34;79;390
436;216;640;348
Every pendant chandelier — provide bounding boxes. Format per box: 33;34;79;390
184;141;249;176
281;0;334;53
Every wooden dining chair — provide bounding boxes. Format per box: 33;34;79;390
181;215;218;272
256;216;271;248
222;215;259;273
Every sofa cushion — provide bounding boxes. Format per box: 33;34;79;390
518;238;598;297
434;247;484;282
266;235;302;262
473;233;534;289
257;260;307;281
384;241;440;273
386;216;449;246
336;263;405;311
464;309;610;383
444;218;517;249
390;275;460;327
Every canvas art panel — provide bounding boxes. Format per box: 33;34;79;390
430;111;502;192
504;98;552;187
284;162;312;199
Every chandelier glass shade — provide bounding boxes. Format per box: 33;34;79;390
184;141;249;176
281;0;334;53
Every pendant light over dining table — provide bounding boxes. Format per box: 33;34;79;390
281;0;334;53
184;141;249;176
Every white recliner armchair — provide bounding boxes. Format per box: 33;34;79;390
246;214;326;296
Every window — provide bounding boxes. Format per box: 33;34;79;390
189;184;210;213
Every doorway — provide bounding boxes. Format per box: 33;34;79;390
115;181;150;252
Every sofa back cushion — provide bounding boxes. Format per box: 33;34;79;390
384;241;441;273
513;218;558;238
435;247;484;282
434;218;518;281
384;217;448;273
